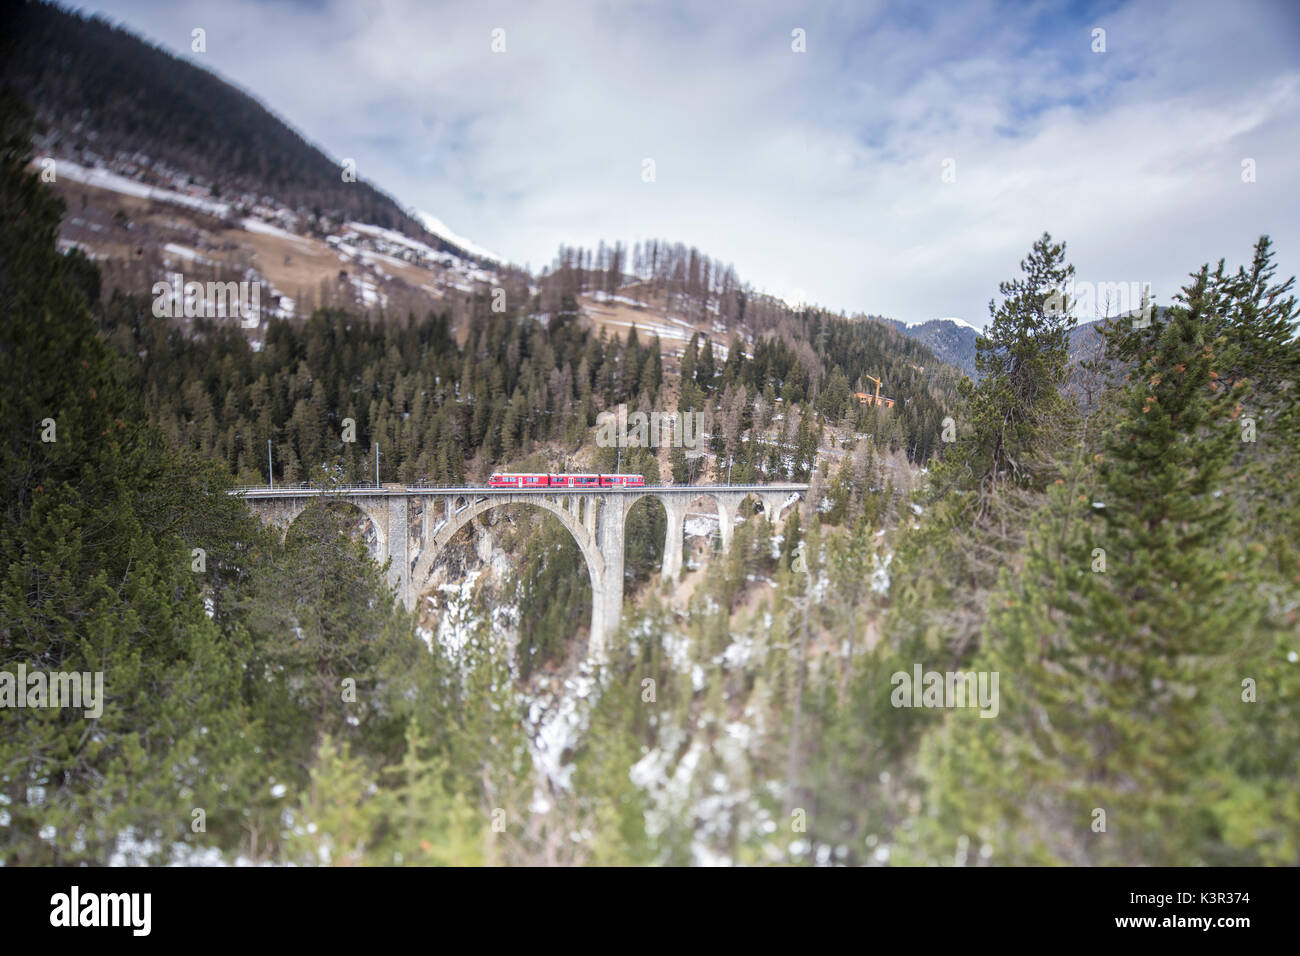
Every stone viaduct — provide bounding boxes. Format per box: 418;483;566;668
231;484;806;656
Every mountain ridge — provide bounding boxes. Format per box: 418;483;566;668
1;0;492;263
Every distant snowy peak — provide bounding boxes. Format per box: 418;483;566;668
907;316;982;333
890;316;983;377
414;209;502;264
936;316;981;332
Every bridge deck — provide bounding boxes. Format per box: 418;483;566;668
229;484;808;497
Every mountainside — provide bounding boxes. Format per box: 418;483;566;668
1;0;481;260
882;317;983;376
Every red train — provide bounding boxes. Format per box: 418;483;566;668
488;473;646;489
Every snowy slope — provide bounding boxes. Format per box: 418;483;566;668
415;209;503;264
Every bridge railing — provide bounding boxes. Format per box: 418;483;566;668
230;482;810;494
229;483;399;493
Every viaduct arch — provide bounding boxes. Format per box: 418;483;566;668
234;484;805;657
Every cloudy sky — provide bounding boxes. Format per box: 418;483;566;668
72;0;1300;328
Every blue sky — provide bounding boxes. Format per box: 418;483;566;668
72;0;1300;328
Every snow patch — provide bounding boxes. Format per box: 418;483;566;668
54;160;231;218
413;210;502;264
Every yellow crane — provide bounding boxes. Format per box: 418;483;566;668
856;374;895;408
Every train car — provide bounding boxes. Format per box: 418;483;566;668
488;473;646;489
548;474;602;488
488;473;550;488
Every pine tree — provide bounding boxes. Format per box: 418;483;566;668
695;337;715;393
780;509;803;572
623;325;642;399
680;333;699;392
377;719;483;865
288;736;381;866
919;267;1253;865
946;233;1078;503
